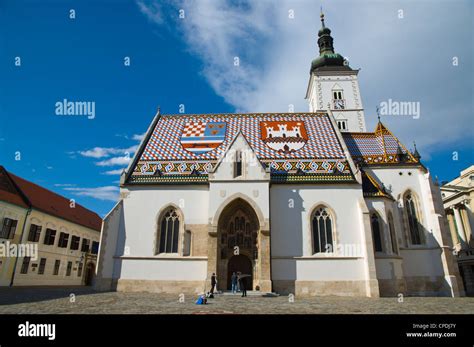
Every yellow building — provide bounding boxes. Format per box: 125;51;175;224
441;165;474;296
0;166;102;286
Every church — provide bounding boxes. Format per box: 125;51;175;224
95;14;463;297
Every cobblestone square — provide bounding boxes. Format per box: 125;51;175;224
0;288;473;314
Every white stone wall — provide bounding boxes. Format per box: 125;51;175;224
307;73;366;132
119;185;209;258
96;200;123;288
119;259;206;281
98;163;458;296
110;186;209;282
367;167;449;279
270;184;368;282
209;133;270;226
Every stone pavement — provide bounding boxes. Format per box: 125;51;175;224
0;287;473;314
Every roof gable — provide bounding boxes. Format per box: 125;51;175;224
210;131;269;181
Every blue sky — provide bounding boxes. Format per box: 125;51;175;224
0;0;472;217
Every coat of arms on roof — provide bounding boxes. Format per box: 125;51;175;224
180;121;226;155
260;121;308;154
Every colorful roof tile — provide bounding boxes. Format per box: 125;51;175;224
342;121;418;165
128;113;355;184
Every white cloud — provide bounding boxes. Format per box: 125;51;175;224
79;146;136;159
137;0;165;24
54;183;76;187
64;186;120;202
102;168;126;175
95;156;131;167
132;133;146;141
136;0;473;158
79;147;116;158
78;144;138;168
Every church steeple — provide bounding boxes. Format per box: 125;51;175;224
310;11;350;73
318;11;334;55
306;11;366;132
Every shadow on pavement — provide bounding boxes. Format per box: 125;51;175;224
0;287;105;305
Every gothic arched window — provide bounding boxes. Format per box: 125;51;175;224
371;213;383;253
388;212;398;254
312;207;334;254
158;208;180;253
404;192;423;245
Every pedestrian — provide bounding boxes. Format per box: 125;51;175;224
236;271;241;292
210;273;217;294
239;274;247;297
231;272;238;294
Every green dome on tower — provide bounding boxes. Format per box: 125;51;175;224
310;12;351;73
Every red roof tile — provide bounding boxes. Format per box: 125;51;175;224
0;166;102;232
0;167;29;208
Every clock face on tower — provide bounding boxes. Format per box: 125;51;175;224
334;99;345;110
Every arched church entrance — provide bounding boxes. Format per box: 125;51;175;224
227;254;253;290
216;198;259;291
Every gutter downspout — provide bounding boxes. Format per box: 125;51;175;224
10;208;32;287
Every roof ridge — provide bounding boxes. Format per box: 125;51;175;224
343;132;376;136
5;169;102;231
160;112;328;117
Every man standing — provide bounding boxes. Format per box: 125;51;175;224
238;274;247;297
210;273;217;294
231;272;238;294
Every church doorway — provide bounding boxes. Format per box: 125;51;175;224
216;198;259;291
227;254;253;290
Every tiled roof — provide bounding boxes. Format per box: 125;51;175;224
361;170;393;199
129;113;354;183
342;122;418;165
0;166;102;232
0;167;29;208
141;113;345;161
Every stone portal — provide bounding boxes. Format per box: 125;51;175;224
208;196;271;292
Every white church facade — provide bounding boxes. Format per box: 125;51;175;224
95;14;463;297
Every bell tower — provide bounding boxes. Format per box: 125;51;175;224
305;11;367;132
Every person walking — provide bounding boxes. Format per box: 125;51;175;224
231;272;238;294
238;274;247;297
210;273;217;294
